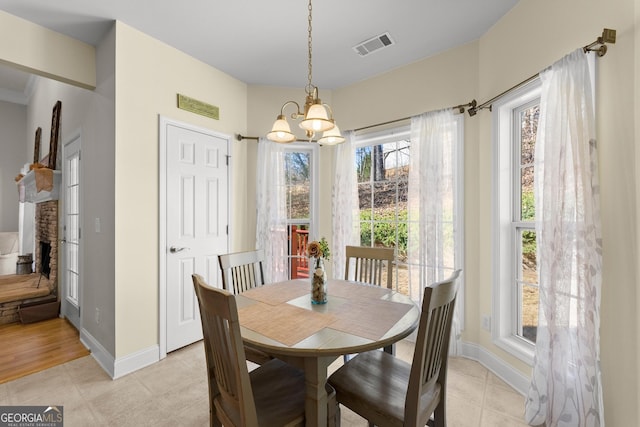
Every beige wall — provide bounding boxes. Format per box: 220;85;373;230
332;41;478;132
0;10;95;89
113;22;248;357
0;101;25;232
82;24;117;354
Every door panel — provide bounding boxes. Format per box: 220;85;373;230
165;123;228;352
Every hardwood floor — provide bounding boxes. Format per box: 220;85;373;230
0;317;89;384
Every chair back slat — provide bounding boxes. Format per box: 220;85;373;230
406;270;461;425
345;245;394;289
219;250;266;295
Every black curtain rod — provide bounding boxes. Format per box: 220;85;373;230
467;28;616;116
237;29;616;141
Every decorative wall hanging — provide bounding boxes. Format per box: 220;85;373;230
48;101;62;170
33;127;41;165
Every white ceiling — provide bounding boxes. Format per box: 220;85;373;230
0;0;520;103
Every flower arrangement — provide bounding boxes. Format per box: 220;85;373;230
307;237;330;260
307;237;329;304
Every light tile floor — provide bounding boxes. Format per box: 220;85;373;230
0;339;528;426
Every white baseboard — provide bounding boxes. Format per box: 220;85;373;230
80;328;159;379
113;345;159;379
80;328;115;378
461;341;530;396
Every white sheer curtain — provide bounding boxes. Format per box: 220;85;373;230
407;108;463;355
331;131;360;278
255;137;289;283
525;49;604;427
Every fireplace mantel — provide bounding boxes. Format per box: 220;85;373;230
17;169;62;203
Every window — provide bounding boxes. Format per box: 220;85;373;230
284;143;318;279
493;79;541;364
354;127;411;293
353;119;463;304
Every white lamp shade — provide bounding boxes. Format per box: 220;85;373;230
267;117;296;143
299;103;334;132
318;124;345;145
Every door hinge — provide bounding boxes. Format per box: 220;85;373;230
226;225;229;235
226;155;230;166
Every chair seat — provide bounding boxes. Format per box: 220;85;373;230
329;351;441;427
216;358;306;427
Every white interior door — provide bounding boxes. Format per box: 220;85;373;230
61;135;81;329
164;120;229;353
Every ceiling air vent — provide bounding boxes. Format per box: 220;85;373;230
353;32;394;57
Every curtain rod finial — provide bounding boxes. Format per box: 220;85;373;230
601;28;616;44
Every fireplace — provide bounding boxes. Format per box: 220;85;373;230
35;200;58;285
40;241;51;279
0;201;58;324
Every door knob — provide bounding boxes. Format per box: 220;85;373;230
170;246;189;253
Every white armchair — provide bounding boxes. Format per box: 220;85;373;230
0;232;19;275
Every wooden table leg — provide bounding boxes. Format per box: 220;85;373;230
303;356;334;427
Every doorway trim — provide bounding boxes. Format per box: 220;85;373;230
158;115;231;359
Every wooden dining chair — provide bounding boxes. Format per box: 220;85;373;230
344;245;396;358
218;249;266;294
344;245;394;289
192;273;305;427
193;274;341;427
328;270;461;427
218;249;273;365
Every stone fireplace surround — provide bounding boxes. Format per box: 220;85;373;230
0;200;58;324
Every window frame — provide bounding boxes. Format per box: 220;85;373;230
492;79;541;365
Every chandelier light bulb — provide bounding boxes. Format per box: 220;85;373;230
318;123;345;145
267;115;296;143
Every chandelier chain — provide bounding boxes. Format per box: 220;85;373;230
306;0;313;95
266;0;344;145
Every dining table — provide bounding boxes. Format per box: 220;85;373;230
235;278;421;427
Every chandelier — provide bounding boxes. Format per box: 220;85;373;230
266;0;345;145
